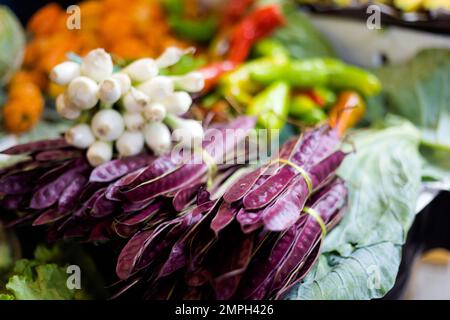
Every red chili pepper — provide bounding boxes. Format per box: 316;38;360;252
222;0;254;24
227;4;285;64
198;60;238;93
304;89;326;107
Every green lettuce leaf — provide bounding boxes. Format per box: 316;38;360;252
6;262;77;300
1;243;107;300
286;121;422;299
0;293;14;300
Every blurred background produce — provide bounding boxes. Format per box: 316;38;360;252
297;0;450;12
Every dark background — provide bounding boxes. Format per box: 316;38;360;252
1;0;74;24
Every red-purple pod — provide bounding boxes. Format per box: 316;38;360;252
36;159;75;185
32;208;71;226
123;163;207;203
274;240;322;299
83;186;106;210
290;126;338;167
116;229;155;280
1;138;69;155
172;182;203;212
242;127;339;210
30;160;90;209
261;150;347;231
238;223;298;299
235;208;262;233
158;211;206;278
122;198;154;213
58;174;87;211
269;179;347;294
260;179;309;231
34;149;81;162
113;205;161;238
134;218;189;271
104;167;146;201
117;201;162;225
127;154;184;189
89;154;154;182
224;136;299;206
90;192;118;218
0;169;43;195
210;201;239;235
222;167;265;204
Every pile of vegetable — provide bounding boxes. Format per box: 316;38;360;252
1;0;191;134
115;125;348;299
0;115;256;241
50;47;206;165
1;0;450;301
216;39;380;131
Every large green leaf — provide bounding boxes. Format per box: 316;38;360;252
288;242;401;300
286;121;422;299
370;49;450;167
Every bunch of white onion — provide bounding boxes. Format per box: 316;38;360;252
50;47;205;167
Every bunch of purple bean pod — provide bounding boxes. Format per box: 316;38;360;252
114;125;348;300
0;116;255;241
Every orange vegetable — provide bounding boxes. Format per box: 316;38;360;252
3;83;44;133
9;71;34;86
37;34;80;73
111;37;152;59
329;91;365;137
9;82;42;101
99;12;134;45
27;3;64;36
8;0;190;134
10;70;45;93
79;1;103;33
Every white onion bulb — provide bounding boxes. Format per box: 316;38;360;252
91;109;125;141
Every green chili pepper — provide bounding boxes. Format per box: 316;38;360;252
220;56;288;105
168;16;217;42
253;39;290;60
323;59;381;96
246;81;290;130
290;95;327;125
249;58;381;96
250;59;329;87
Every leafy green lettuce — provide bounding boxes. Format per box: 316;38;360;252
5;261;80;300
0;243;107;300
286;121;422;299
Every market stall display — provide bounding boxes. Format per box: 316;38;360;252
0;0;449;301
